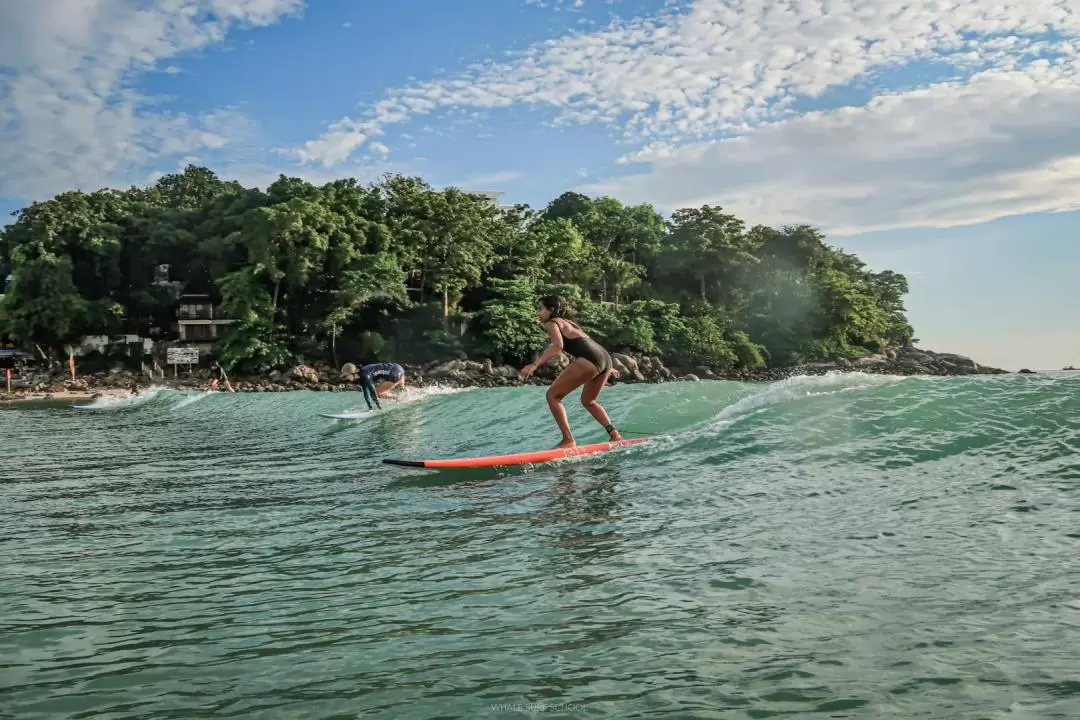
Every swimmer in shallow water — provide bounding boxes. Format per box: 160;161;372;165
519;295;622;449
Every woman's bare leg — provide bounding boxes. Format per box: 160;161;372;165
580;370;621;441
546;360;598;448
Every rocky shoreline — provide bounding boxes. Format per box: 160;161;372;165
1;346;1008;405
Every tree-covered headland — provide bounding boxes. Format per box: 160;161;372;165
0;165;916;376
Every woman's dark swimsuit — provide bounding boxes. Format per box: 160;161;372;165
550;321;620;437
559;328;612;374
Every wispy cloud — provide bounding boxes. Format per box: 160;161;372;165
0;0;305;201
8;0;1080;235
582;60;1080;235
159;108;414;192
525;0;587;9
294;0;1080;233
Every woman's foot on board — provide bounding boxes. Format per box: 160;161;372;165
605;424;623;442
554;436;576;449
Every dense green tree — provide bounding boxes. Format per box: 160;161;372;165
541;192;665;302
0;190;131;339
0;251;86;349
491;215;588;286
657;205;757;307
473;277;547;364
378;175;507;317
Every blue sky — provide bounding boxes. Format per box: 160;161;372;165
1;0;1078;371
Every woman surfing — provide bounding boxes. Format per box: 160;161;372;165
519;295;622;449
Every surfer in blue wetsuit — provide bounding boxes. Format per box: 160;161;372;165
340;362;382;410
519;295;623;449
362;361;407;398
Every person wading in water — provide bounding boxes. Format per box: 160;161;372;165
519;295;623;449
208;361;234;392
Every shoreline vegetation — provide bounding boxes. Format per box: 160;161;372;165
1;165;1010;407
2;345;1007;406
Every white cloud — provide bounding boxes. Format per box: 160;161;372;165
289;121;369;166
148;107;413;193
525;0;586;9
295;0;1080;232
582;60;1080;234
0;0;304;201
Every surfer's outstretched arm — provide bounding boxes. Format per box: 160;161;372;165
520;322;564;379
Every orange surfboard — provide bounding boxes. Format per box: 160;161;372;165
383;436;651;469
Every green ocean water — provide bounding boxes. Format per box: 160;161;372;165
3;371;1079;719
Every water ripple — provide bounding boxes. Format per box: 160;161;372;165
3;374;1079;718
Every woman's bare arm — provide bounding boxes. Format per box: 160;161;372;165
520;321;564;377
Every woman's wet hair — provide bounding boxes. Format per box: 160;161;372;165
538;295;573;319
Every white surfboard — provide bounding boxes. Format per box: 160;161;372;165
318;410;372;420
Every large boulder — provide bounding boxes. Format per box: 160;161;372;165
612;353;646;381
934;352;978;370
290;364;319;384
429;360;465;377
634;355;671;381
547;354;570;371
855;353;888;364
